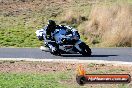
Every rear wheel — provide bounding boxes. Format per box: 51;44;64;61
79;42;91;56
53;50;61;56
48;42;61;56
50;47;61;56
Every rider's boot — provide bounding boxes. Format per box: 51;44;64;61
40;45;49;51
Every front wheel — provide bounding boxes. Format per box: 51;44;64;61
79;42;91;56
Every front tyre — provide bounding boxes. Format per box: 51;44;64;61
79;42;91;56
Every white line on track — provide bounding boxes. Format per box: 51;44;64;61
0;58;132;65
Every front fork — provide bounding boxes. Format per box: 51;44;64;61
74;40;82;52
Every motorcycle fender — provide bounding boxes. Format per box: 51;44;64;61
74;40;82;52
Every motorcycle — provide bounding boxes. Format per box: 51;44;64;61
36;27;91;56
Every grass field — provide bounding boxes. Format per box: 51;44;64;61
0;72;130;88
0;61;132;88
0;72;72;88
0;27;42;47
0;0;132;47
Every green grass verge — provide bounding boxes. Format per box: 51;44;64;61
0;27;42;47
0;72;72;88
0;60;131;88
0;71;130;88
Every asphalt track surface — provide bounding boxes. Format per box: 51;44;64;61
0;48;131;62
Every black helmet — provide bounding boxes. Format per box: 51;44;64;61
47;20;56;33
48;20;56;26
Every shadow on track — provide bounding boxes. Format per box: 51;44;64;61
61;54;118;57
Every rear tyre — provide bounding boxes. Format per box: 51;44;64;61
50;47;61;56
79;42;91;56
53;50;61;56
48;42;61;56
